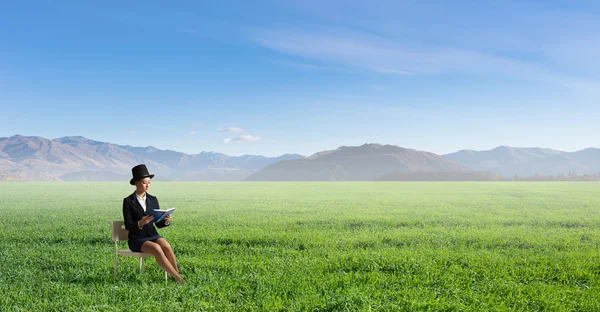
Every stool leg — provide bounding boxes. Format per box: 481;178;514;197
140;257;144;273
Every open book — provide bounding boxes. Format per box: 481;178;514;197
150;208;176;223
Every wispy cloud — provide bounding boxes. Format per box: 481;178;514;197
219;127;244;133
250;26;600;91
223;135;261;144
187;131;196;135
128;130;136;134
252;27;485;75
269;59;342;72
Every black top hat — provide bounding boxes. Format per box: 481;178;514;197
130;164;155;185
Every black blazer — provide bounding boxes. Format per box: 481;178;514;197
122;192;168;241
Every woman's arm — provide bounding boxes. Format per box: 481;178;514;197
122;197;142;233
156;218;169;228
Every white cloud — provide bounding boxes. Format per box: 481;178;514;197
223;135;261;143
251;26;600;92
188;131;196;135
218;127;244;133
270;59;335;71
128;130;136;133
252;28;458;75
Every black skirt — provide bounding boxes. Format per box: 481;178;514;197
128;234;161;252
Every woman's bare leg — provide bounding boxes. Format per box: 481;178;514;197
141;241;184;282
155;238;179;274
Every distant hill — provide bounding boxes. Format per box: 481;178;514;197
2;134;597;181
443;146;600;177
0;135;304;181
246;143;470;181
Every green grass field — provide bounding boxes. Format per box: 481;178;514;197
1;182;599;311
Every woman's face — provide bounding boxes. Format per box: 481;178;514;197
136;177;151;194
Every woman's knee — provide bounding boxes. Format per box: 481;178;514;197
141;242;164;255
156;238;172;250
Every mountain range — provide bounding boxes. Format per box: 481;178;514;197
246;144;469;181
0;135;598;181
0;135;302;181
443;146;600;177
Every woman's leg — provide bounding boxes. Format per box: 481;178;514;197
141;241;184;282
155;238;179;274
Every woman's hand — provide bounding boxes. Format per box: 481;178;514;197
140;215;154;226
165;214;172;224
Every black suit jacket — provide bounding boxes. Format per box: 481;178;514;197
122;192;168;241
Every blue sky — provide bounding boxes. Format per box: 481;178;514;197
1;1;598;157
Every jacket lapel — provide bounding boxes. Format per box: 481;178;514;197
146;194;156;215
131;192;146;216
146;199;154;216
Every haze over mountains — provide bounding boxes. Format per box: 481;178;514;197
0;135;302;181
443;146;600;177
0;135;598;181
246;144;469;181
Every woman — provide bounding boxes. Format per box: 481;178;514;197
122;164;184;283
